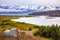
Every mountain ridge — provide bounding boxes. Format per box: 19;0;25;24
28;10;60;17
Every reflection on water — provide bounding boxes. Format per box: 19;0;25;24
11;16;60;26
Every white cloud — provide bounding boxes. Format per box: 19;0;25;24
0;0;60;6
30;0;60;6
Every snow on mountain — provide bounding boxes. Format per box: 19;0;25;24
20;6;29;9
0;8;23;12
29;6;38;10
0;5;60;12
39;6;56;11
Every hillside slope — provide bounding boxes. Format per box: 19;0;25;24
29;10;60;17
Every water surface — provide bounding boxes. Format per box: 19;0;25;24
12;16;60;26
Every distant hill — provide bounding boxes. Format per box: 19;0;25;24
28;10;60;17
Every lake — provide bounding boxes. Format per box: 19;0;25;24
11;16;60;26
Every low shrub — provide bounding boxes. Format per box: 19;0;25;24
33;25;60;40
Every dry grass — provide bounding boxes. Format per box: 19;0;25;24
0;30;52;40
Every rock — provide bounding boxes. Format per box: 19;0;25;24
3;28;20;37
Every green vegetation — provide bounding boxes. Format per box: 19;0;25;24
0;17;60;40
33;25;60;40
0;18;50;40
0;18;38;33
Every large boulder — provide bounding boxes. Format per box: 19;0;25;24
3;28;20;37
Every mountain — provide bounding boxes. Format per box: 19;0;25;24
0;5;60;11
0;5;60;15
28;10;60;17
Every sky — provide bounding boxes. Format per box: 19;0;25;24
0;0;60;6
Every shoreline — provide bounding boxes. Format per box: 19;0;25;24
11;16;60;26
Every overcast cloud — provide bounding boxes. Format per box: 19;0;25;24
0;0;60;6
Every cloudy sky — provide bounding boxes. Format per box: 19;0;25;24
0;0;60;6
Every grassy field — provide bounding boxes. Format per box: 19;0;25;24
0;16;52;40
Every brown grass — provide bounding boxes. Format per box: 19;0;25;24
0;30;51;40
